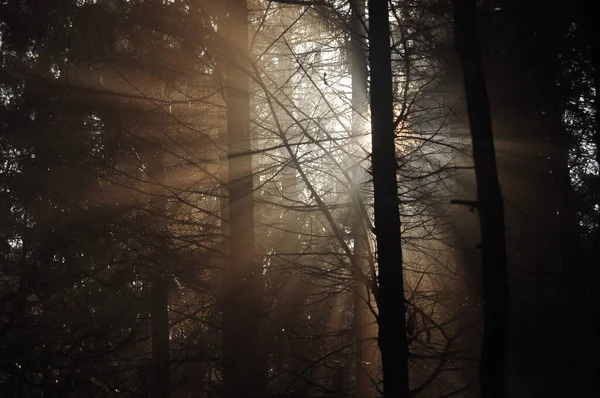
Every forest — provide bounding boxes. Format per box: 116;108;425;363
0;0;598;397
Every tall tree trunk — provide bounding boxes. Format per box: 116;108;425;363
146;149;170;398
588;2;600;390
594;15;600;187
223;1;267;397
349;1;370;397
453;2;509;397
367;0;411;396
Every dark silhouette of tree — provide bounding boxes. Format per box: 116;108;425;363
453;1;509;397
367;0;411;396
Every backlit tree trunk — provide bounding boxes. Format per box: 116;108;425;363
223;1;267;397
145;147;170;398
349;1;370;396
453;1;510;397
367;0;411;396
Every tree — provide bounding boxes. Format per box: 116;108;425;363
348;1;372;396
367;0;411;396
222;0;268;397
453;1;509;397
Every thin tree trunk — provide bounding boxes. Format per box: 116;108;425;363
349;1;370;397
146;149;170;398
589;5;600;391
594;20;600;183
223;1;267;397
150;273;169;398
587;0;600;258
367;0;411;396
453;2;509;397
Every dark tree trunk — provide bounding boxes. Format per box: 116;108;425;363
593;31;600;286
367;0;411;397
587;0;600;257
150;273;170;398
594;25;600;180
453;2;509;397
222;1;267;397
146;150;170;398
589;4;600;391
